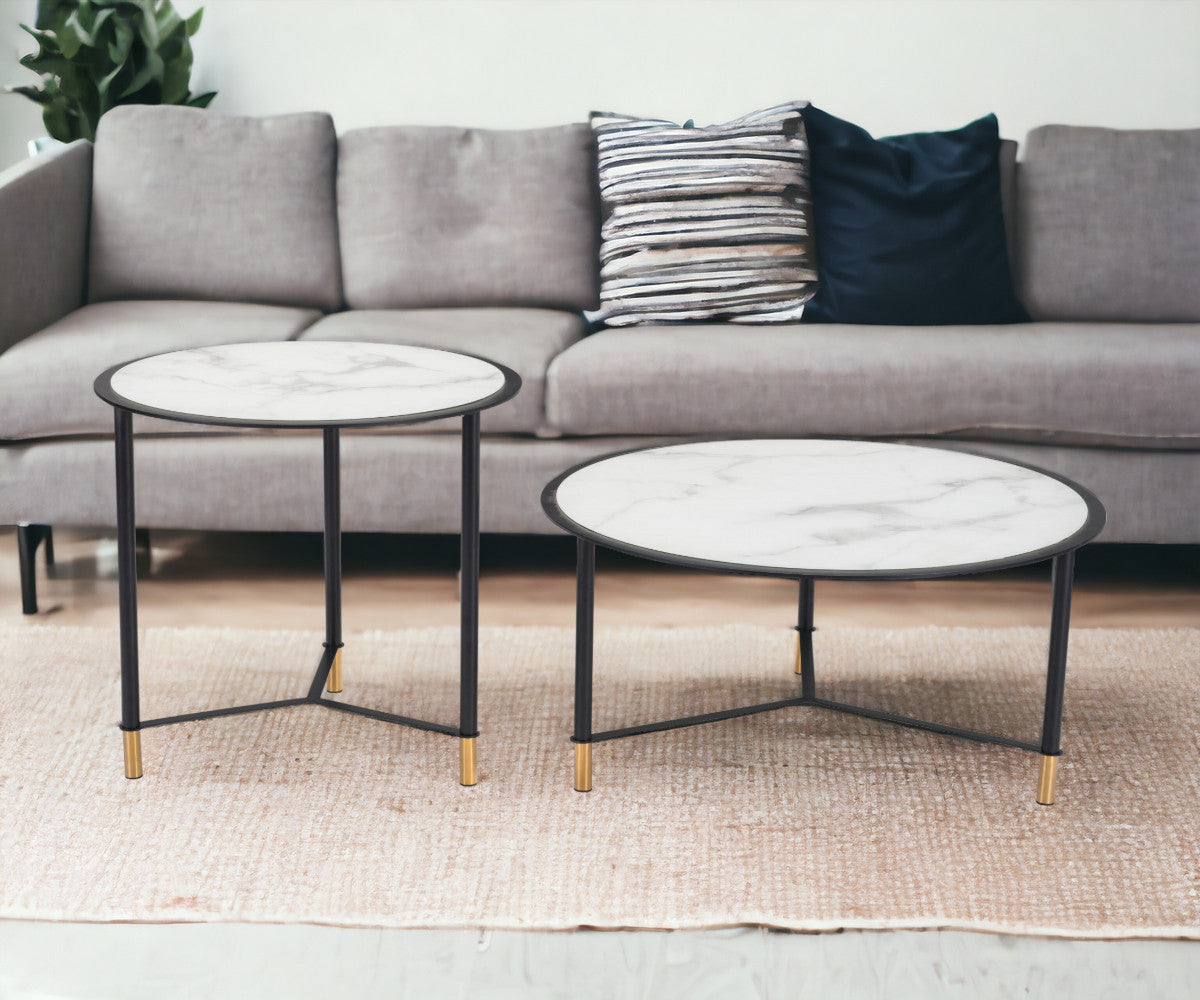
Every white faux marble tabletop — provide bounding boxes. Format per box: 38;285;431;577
103;342;510;425
549;439;1096;574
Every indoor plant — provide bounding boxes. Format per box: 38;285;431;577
8;0;215;143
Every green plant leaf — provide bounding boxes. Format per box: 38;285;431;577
42;100;73;141
105;17;135;62
155;1;183;38
96;55;127;106
138;0;160;48
119;49;163;99
20;51;73;78
53;19;90;60
156;26;187;67
75;1;97;32
161;51;191;104
7;85;55;105
19;23;63;58
33;0;77;32
13;0;217;138
89;7;117;40
60;61;99;124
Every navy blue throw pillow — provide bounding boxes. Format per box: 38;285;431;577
801;107;1029;325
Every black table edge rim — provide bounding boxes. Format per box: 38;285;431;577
93;344;522;429
540;437;1107;581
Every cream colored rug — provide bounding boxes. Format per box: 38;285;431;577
1;623;1198;938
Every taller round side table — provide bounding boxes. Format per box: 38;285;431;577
94;341;520;786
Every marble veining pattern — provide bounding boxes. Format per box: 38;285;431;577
553;439;1092;572
108;342;508;424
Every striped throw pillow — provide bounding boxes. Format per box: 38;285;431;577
590;102;817;326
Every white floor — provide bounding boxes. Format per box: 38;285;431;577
1;922;1197;999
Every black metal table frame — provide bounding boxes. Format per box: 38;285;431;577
95;352;520;787
542;444;1107;805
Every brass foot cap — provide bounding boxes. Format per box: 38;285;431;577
574;743;592;793
327;648;343;694
460;737;478;786
123;730;143;780
1036;754;1058;805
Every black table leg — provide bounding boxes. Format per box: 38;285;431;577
323;427;344;694
573;537;595;792
1037;549;1076;804
796;577;816;700
459;412;481;786
115;409;142;779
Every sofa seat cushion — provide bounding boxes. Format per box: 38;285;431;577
0;300;321;440
546;323;1200;447
298;308;586;434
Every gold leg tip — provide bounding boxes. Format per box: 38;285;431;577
574;743;592;793
123;730;143;780
460;737;478;786
1036;754;1058;805
327;648;343;694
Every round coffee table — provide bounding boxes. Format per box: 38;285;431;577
542;439;1106;804
95;341;520;786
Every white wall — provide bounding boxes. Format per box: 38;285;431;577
3;0;1200;169
1;0;42;166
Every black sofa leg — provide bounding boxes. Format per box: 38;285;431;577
17;523;52;615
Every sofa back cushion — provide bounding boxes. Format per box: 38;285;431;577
336;124;600;311
89;106;342;311
1017;125;1200;322
998;138;1017;266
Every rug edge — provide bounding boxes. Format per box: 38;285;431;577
2;912;1197;942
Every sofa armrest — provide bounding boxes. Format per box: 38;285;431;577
0;140;92;355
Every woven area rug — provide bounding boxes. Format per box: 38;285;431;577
1;623;1198;938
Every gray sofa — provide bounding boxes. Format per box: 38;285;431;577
2;106;1198;613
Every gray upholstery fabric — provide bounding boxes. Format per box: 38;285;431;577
998;138;1018;271
2;432;1197;542
0;432;661;534
299;308;586;435
1017;125;1200;321
0;300;321;440
6;115;1200;549
337;124;600;311
89;106;342;310
0;141;91;355
546;323;1200;446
